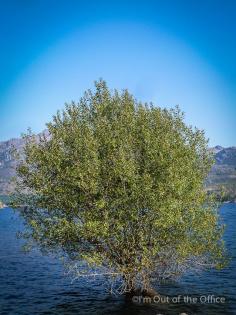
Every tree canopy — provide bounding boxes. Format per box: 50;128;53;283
13;79;226;294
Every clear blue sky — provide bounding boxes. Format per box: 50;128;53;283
0;0;235;146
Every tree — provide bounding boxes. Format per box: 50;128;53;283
13;79;226;295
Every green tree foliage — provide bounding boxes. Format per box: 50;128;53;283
13;80;226;294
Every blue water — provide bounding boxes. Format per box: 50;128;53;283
0;204;235;315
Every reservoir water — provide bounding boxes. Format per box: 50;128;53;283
0;204;235;315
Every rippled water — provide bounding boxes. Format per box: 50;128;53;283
0;204;235;315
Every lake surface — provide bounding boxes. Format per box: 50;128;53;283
0;204;235;315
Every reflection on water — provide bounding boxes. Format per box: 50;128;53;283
0;204;235;314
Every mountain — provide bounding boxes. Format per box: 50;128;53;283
207;146;236;201
0;137;24;194
0;131;49;195
0;135;236;200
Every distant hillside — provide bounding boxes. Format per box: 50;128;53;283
207;146;236;201
0;137;24;194
0;131;48;195
0;134;235;200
